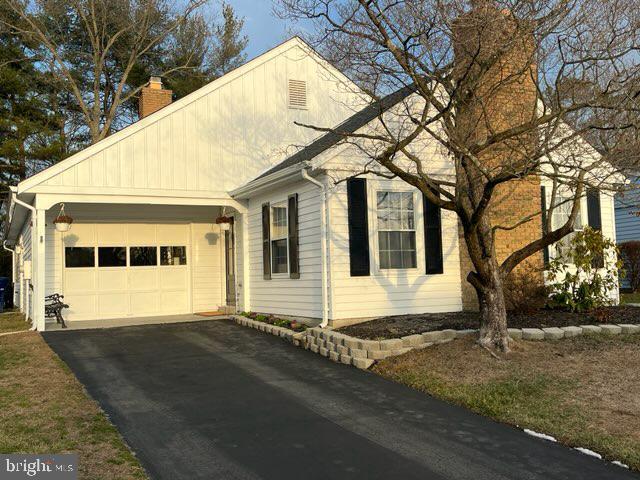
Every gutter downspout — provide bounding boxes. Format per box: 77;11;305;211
2;241;15;255
301;168;329;328
11;192;37;331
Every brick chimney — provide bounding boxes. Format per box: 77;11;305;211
138;76;172;119
453;4;544;310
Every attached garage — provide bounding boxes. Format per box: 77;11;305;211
32;202;237;326
62;223;193;321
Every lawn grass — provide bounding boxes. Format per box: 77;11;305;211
620;292;640;304
374;335;640;471
0;331;147;480
0;311;30;334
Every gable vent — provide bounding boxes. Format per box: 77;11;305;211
288;79;307;109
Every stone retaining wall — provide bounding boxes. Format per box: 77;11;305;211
232;315;640;370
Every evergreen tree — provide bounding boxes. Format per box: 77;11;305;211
0;6;63;193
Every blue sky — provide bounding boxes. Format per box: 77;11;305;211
229;0;309;59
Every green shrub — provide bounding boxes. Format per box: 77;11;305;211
273;318;291;328
547;227;622;312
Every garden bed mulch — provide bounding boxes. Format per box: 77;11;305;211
337;306;640;340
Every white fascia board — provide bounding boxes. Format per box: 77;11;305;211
17;36;363;194
230;164;307;199
33;191;247;213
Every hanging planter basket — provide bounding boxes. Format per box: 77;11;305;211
53;204;73;233
215;216;234;231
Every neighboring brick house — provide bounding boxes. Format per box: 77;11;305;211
4;31;618;331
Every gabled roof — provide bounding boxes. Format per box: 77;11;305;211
254;83;417;180
15;36;360;195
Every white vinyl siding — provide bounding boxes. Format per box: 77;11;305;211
191;223;224;313
248;180;322;318
15;219;32;318
327;175;463;321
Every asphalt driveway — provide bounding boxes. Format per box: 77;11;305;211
43;320;635;480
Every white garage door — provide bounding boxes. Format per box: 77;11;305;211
62;223;191;321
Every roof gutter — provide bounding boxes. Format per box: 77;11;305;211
230;163;307;199
300;168;329;328
12;190;36;226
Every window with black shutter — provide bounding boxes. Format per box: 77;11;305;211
423;191;443;274
270;203;288;274
347;178;370;276
587;188;604;268
377;191;417;269
540;186;550;266
262;203;271;279
288;194;300;278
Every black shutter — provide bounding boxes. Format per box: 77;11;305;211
540;186;550;266
262;203;271;280
347;178;370;276
423;190;443;274
587;188;604;268
587;188;602;231
288;194;300;279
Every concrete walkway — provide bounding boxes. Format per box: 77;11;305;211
46;313;228;331
43;320;637;480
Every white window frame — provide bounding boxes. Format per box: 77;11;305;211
270;201;289;276
548;189;587;259
371;187;423;274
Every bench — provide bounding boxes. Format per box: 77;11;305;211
45;293;68;328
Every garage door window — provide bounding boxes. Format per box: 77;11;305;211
65;247;95;268
130;246;157;266
160;246;187;266
98;247;126;267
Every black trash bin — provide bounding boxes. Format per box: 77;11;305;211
0;277;8;313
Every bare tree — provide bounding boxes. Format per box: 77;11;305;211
0;0;212;143
276;0;640;351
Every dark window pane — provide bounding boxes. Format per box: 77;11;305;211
378;231;416;269
378;231;389;250
130;246;157;266
65;247;95;268
389;250;402;268
379;250;390;269
160;246;187;266
402;249;417;268
389;231;401;250
271;238;288;273
402;231;416;250
98;247;126;267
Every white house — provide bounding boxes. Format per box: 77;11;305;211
3;37;618;331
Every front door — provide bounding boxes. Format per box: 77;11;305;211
225;227;236;307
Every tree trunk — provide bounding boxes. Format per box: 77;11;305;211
473;263;511;352
463;217;512;353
